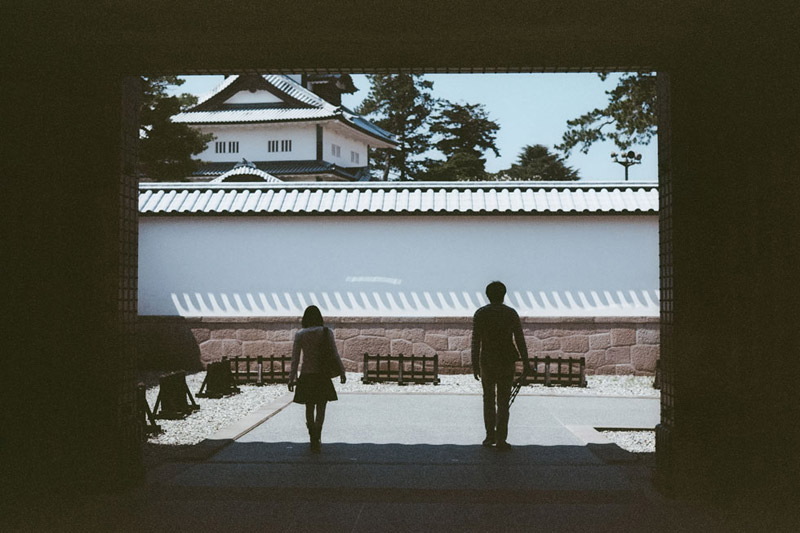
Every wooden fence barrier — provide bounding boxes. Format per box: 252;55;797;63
515;356;586;387
361;353;440;385
153;371;200;419
224;355;293;384
197;360;241;398
137;384;161;437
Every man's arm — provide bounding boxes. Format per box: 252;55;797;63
471;313;482;380
512;314;531;374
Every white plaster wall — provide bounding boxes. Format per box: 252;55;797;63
322;127;368;168
196;124;316;162
139;215;659;317
224;90;282;104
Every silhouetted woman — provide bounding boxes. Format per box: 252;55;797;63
288;305;346;453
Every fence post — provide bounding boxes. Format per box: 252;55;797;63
544;356;552;387
397;354;404;385
257;356;263;385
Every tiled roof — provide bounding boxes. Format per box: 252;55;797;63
194;160;368;181
209;163;282;183
139;182;658;216
174;75;396;147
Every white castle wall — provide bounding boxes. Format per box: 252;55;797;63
138;214;659;318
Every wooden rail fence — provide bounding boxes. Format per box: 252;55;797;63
516;356;586;387
361;353;440;385
222;355;293;384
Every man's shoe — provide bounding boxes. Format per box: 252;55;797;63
495;441;512;451
482;436;496;447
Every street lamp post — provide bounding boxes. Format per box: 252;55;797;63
611;150;642;181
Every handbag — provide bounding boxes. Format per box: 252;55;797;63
319;327;342;378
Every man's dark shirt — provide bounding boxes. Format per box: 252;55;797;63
471;302;528;371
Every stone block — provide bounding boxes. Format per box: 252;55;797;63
439;351;462;366
542;337;561;351
341;358;359;372
413;342;437;357
390;339;413;356
236;328;266;341
535;328;563;339
562;336;589;353
210;328;237;340
272;341;294;356
334;328;360;340
448;335;470;351
605;346;631;365
589;333;611;350
360;328;385;337
242;341;273;357
631;345;659;372
636;328;660;345
446;328;470;337
595;365;616;375
524;336;543;352
344;336;391;358
265;329;292;342
585;350;604;369
611;328;636;346
191;328;210;344
425;334;449;351
614;364;636;375
386;328;425;342
200;339;242;361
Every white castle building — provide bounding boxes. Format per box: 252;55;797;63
172;74;398;182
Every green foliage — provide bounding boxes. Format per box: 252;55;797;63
421;101;500;181
430;102;500;159
497;144;579;181
356;74;437;180
556;72;657;155
139;76;213;181
421;151;489;182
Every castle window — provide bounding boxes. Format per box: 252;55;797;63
268;140;279;152
281;139;292;152
350;151;360;164
228;141;239;153
215;141;226;153
331;144;341;158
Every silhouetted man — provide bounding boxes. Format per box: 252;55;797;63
472;281;531;450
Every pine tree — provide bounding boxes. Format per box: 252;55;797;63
139;76;213;181
556;72;656;156
421;101;500;181
498;144;580;181
356;74;436;180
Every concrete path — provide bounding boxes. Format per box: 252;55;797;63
11;393;725;532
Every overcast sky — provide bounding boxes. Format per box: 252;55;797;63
173;73;657;182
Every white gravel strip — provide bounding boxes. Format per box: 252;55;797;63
145;373;285;445
600;430;656;454
144;372;658;446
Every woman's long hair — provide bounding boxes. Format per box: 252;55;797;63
301;305;324;328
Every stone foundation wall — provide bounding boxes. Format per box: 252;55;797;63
138;316;659;375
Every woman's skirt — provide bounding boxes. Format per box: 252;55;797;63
293;373;338;404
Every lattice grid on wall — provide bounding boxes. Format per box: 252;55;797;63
117;77;142;470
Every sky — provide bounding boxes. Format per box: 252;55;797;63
171;73;657;182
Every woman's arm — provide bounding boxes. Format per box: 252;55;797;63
289;330;302;388
330;329;347;383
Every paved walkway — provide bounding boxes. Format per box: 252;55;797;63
12;393;725;532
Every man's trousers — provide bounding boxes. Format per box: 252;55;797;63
481;362;515;442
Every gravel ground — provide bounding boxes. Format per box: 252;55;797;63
143;372;659;447
600;430;656;454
